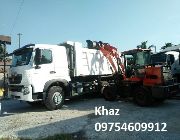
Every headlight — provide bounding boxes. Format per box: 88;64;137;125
22;87;30;95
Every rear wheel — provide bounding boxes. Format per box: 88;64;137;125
133;87;152;106
44;86;65;110
102;85;117;101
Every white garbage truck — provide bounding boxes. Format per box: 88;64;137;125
8;41;122;110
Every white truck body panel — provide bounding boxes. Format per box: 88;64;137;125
31;45;70;93
160;45;180;75
164;51;180;75
75;45;112;76
64;41;114;76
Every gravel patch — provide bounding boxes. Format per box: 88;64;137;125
0;97;180;140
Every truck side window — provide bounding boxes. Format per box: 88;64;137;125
40;49;52;64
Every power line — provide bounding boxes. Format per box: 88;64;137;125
10;0;25;35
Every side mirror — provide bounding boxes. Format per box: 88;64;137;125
170;55;175;64
34;48;42;67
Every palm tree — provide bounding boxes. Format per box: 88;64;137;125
137;41;148;49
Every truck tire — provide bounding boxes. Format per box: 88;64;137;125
102;85;117;101
44;86;65;110
133;87;152;106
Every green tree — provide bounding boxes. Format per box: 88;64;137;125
0;44;6;61
161;43;173;50
137;41;148;49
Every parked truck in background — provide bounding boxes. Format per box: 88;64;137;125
151;45;180;82
8;41;122;110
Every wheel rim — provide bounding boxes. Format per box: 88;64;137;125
52;92;63;105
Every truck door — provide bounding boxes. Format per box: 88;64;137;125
32;48;55;93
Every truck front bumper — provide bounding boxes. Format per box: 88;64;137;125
8;85;34;101
151;83;180;99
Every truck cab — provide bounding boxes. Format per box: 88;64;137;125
123;49;151;78
8;44;70;103
120;48;179;106
151;45;180;82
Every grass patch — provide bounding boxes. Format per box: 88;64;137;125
0;131;87;140
45;131;86;140
37;133;73;140
0;138;31;140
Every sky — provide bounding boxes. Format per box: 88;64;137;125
0;0;180;53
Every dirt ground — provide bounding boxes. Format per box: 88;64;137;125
0;96;180;140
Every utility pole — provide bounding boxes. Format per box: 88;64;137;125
17;33;22;48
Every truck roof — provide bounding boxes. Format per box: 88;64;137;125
160;44;180;52
122;48;151;55
12;43;65;54
13;44;35;53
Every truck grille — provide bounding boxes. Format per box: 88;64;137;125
162;66;173;84
9;74;22;84
9;85;24;92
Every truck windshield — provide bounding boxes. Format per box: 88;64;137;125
12;48;33;67
134;51;151;66
151;54;166;64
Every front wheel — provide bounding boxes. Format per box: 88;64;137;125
44;86;65;110
133;87;152;106
102;85;117;101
